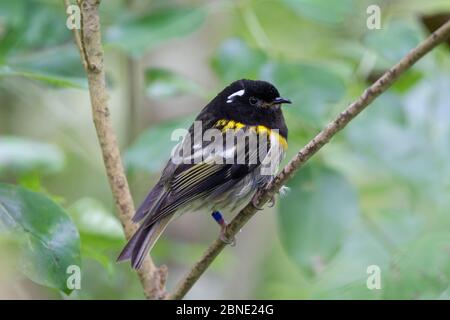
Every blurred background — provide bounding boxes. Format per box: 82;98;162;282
0;0;450;299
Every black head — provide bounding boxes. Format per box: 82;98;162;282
220;79;291;109
203;79;291;138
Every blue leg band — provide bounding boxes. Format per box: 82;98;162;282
212;211;225;225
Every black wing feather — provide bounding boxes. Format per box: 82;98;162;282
136;124;269;228
143;162;249;228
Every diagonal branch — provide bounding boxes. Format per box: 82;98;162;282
168;19;450;300
64;0;167;299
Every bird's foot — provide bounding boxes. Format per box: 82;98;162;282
219;225;236;246
267;195;276;208
211;211;236;246
261;185;290;208
252;189;278;210
251;191;264;210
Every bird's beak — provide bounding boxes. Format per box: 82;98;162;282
271;97;292;105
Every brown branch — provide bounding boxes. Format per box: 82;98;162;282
64;0;167;299
76;0;98;72
168;19;450;300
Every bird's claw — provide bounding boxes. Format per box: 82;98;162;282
251;192;264;210
220;226;236;247
252;190;277;210
267;195;276;208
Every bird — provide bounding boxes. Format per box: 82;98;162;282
117;79;291;269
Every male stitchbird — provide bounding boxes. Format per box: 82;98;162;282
118;79;291;269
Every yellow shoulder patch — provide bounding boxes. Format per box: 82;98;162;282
216;119;245;131
215;120;288;150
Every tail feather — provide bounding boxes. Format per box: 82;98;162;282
116;224;144;262
132;182;164;223
117;214;174;269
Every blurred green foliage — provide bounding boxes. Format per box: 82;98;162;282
125;117;193;173
0;136;65;176
1;0;450;299
262;62;346;124
106;7;206;55
283;0;355;25
279;164;359;277
212;38;267;84
144;68;207;99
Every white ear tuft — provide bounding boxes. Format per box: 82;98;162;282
226;89;245;103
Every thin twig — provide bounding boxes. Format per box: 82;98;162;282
64;0;167;299
63;0;88;70
168;19;450;300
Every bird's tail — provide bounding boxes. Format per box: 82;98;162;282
117;214;174;269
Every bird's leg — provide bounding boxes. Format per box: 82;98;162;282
251;190;264;210
211;211;235;246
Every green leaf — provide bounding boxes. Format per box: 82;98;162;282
0;136;65;176
145;68;207;99
278;164;359;276
124;117;193;173
310;223;389;299
106;7;206;55
0;1;71;60
384;232;450;299
212;38;267;83
0;1;86;88
0;65;86;89
7;44;86;80
261;62;345;124
282;0;355;25
0;184;81;294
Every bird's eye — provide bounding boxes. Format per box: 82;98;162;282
249;97;258;106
